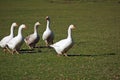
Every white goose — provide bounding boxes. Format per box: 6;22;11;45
0;22;18;51
6;24;26;54
24;22;40;49
42;16;54;46
50;24;75;56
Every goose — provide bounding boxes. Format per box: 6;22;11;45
6;24;26;54
0;22;18;51
50;24;75;56
42;16;54;47
24;22;40;49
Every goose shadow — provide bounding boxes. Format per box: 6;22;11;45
67;53;116;57
34;46;51;48
19;49;42;54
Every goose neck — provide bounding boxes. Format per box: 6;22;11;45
67;27;72;39
18;27;23;37
10;25;14;36
46;20;50;30
34;25;38;35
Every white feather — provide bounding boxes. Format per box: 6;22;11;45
0;22;17;48
24;22;40;48
7;24;26;51
42;16;54;46
50;24;75;55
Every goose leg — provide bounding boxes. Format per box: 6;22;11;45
16;50;19;54
45;40;49;47
14;49;19;54
46;43;48;47
32;44;36;48
26;43;32;49
3;48;7;53
63;53;68;57
57;54;62;57
28;45;32;49
6;47;13;54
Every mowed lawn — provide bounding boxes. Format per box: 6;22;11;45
0;0;120;80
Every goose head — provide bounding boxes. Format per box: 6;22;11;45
9;22;18;36
69;24;76;29
46;16;50;21
67;24;75;39
45;16;50;29
12;22;18;27
16;24;26;38
20;24;26;29
35;22;40;27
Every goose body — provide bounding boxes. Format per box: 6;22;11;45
50;24;75;56
0;22;17;49
42;16;54;46
24;22;40;49
6;24;26;54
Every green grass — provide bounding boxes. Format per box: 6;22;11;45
0;0;120;80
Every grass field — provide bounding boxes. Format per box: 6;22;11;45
0;0;120;80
